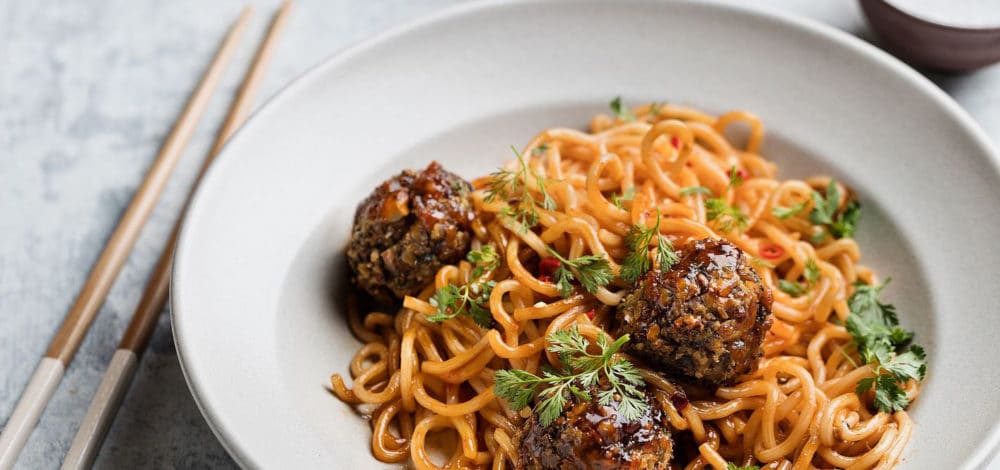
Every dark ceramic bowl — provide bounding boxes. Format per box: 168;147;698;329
860;0;1000;72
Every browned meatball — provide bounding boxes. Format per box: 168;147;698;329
346;161;474;302
615;239;772;386
515;386;673;470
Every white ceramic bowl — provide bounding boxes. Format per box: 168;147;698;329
171;1;1000;468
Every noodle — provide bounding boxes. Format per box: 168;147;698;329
330;103;917;469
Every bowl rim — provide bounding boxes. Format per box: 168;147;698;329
876;0;1000;32
171;0;1000;468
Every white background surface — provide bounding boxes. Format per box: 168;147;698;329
1;1;998;468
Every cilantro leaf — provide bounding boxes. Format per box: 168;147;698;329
772;201;806;220
845;279;926;412
705;198;749;233
777;259;820;297
648;101;666;119
467;245;500;278
546;248;614;297
493;327;648;426
809;180;862;239
680;186;713;197
728;166;744;188
805;258;820;285
810;180;840;225
486;146;556;231
532;143;550;156
778;279;807;297
611;186;636;210
830;200;861;239
427;281;495;328
621;211;678;282
609;96;636;121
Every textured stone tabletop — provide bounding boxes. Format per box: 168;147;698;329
2;1;998;468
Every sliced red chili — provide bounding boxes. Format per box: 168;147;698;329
760;242;785;259
585;309;596;320
670;136;680;149
737;169;749;180
538;274;553;284
538;257;561;278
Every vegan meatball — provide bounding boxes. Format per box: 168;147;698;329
346;161;475;302
615;239;772;386
515;386;673;470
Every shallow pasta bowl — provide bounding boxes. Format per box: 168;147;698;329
171;0;1000;468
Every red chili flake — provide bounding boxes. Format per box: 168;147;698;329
736;169;749;180
538;275;553;284
538;257;561;278
760;242;785;259
585;309;596;320
670;136;680;149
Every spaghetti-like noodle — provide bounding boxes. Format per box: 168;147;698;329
331;103;919;469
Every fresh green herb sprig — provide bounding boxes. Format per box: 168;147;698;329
427;246;503;327
777;258;820;297
845;279;927;413
620;211;678;282
680;186;712;197
705;168;749;233
705;198;749;233
810;180;862;240
727;165;744;187
467;246;500;278
532;143;550;156
611;187;636;210
647;101;666;120
485;146;556;231
609;96;636;121
777;279;807;297
772;200;806;220
727;463;760;470
544;248;614;297
427;280;496;328
493;327;648;426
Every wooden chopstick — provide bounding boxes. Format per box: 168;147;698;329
0;8;254;470
60;3;293;469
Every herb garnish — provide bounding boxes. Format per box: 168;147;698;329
778;279;807;297
544;248;614;297
611;186;636;210
493;327;648;426
647;101;667;120
467;245;500;278
777;258;820;297
704;168;749;233
805;258;820;284
772;201;806;220
810;180;861;239
485;146;556;230
609;96;636;122
705;198;749;233
845;279;926;413
620;211;678;282
727;463;760;470
680;186;713;197
427;280;496;328
727;165;744;187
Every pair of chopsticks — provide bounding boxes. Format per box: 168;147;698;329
0;3;292;469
